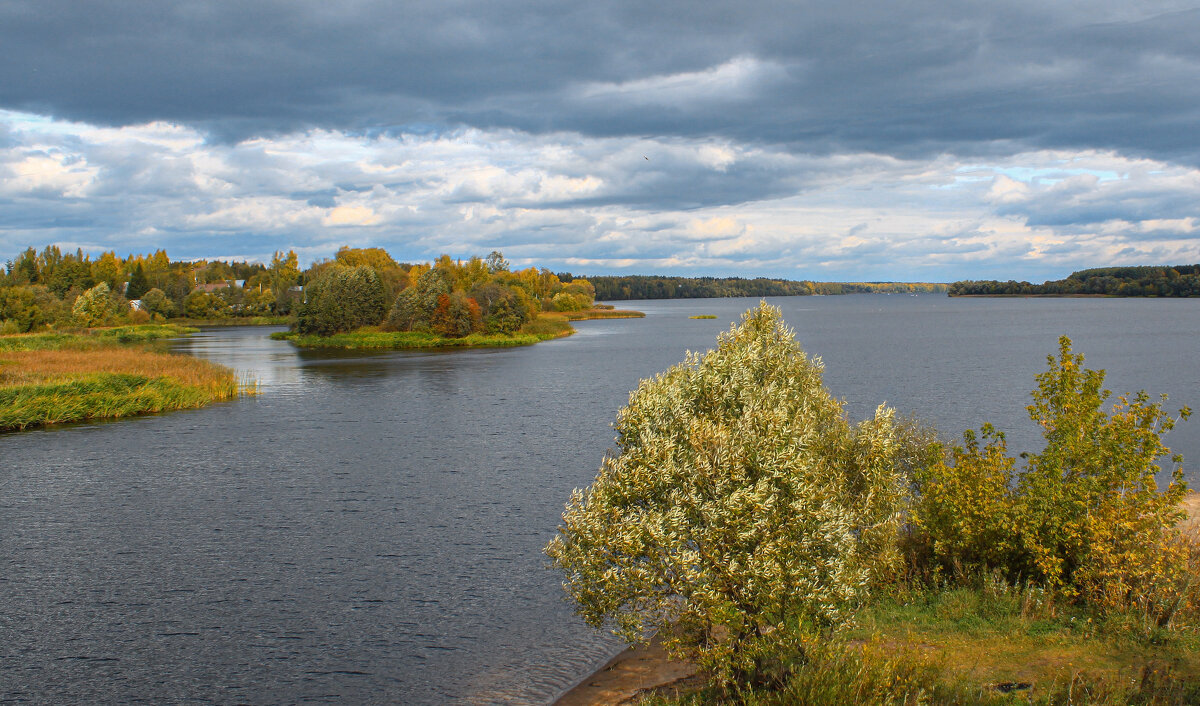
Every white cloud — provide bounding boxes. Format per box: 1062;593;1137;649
323;205;382;227
1;110;1198;281
2;152;99;198
572;56;788;107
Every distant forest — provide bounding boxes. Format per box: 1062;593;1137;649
575;275;948;301
949;265;1200;297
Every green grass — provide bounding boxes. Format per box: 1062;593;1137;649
645;580;1200;705
0;373;238;431
0;324;243;431
272;329;551;349
169;315;293;327
0;324;199;352
689;315;718;319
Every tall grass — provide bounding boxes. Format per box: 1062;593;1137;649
0;325;242;431
562;308;646;320
646;635;1200;705
0;324;198;352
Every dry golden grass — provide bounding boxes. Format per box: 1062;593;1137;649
1179;492;1200;536
0;336;244;431
563;307;646;320
0;347;233;389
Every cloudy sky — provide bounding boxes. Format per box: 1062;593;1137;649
1;1;1198;281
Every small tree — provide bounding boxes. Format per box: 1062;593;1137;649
125;263;150;300
546;303;932;685
385;268;450;332
72;282;119;326
1017;337;1190;606
139;288;176;319
0;286;42;332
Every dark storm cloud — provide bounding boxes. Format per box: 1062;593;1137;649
3;1;1198;163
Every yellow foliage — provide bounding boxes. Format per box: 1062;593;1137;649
914;336;1193;623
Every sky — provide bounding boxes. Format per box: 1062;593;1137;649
1;1;1198;282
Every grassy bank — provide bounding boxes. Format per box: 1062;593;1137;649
272;307;642;350
631;497;1200;706
273;328;553;349
169;315;294;327
0;325;245;431
646;587;1200;705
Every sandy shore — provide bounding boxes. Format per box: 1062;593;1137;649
554;639;700;706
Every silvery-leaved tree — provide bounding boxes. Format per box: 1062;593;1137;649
546;302;936;685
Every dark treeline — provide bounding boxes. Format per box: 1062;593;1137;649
577;275;947;301
949;265;1200;297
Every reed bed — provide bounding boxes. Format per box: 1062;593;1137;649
0;324;197;352
0;328;241;431
562;308;646;320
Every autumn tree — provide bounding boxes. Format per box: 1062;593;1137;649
546;303;934;685
91;251;124;290
184;291;232;319
430;292;482;338
0;286;42;332
269;249;301;313
469;281;531;334
335;246;408;301
386;268;451;332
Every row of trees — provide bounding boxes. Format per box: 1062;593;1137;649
548;304;1194;687
585;274;947;300
296;250;596;337
950;264;1200;297
0;245;305;331
1;243;594;335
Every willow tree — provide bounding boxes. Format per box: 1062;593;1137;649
546;303;936;685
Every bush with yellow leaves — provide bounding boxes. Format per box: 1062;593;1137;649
914;336;1192;622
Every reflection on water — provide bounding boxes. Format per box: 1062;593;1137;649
1;296;1197;704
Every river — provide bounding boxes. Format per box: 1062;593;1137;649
2;295;1197;704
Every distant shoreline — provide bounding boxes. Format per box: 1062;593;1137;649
948;293;1114;298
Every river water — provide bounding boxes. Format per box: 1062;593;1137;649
2;295;1198;704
